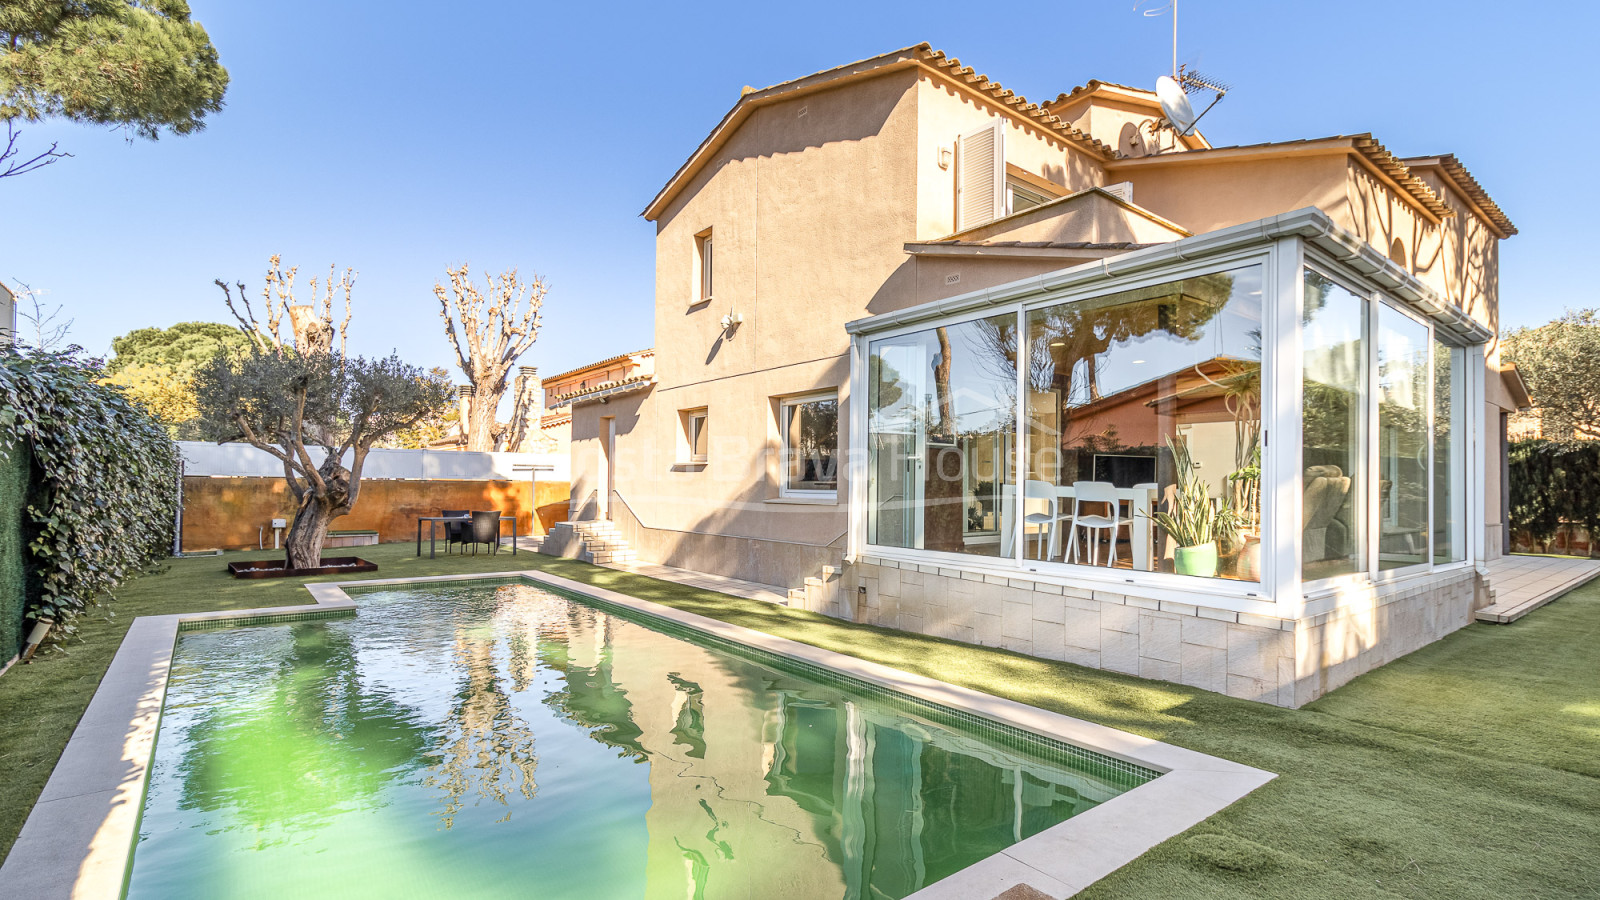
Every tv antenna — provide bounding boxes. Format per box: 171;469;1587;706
1138;1;1230;138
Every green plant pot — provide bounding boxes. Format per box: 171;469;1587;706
1174;542;1219;578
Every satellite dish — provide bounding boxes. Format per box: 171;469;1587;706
1156;75;1197;135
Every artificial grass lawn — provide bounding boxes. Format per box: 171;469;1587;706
3;543;1598;898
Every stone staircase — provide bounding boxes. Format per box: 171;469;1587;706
787;565;847;617
540;519;637;565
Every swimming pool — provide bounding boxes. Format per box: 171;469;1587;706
123;577;1156;899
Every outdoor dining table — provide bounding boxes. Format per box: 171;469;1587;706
999;483;1159;570
415;515;518;559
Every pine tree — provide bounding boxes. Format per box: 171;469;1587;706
1;1;228;176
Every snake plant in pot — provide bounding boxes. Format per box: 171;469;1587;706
1150;437;1240;578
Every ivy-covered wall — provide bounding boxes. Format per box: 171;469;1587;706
0;348;178;650
0;440;27;659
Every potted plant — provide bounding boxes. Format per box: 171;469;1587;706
1150;437;1238;578
1225;442;1262;580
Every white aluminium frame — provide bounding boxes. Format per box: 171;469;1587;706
847;225;1488;619
1298;244;1483;615
778;391;841;498
850;243;1284;612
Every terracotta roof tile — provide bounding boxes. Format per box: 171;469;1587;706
1403;154;1517;236
912;46;1120;159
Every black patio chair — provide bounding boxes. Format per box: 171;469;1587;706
441;509;470;554
466;510;502;556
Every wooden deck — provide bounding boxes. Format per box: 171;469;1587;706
1477;554;1600;624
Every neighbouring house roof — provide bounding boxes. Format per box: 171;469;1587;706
642;43;1122;221
1105;134;1457;224
1402;154;1518;238
551;374;656;408
543;349;655;386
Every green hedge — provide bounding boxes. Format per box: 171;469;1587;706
0;347;179;649
1508;439;1600;553
0;440;26;659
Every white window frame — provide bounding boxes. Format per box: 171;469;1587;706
694;229;713;305
852;246;1281;611
1298;246;1482;609
681;408;709;465
779;392;840;498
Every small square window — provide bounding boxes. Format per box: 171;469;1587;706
780;394;838;496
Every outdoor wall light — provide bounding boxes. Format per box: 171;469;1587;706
20;617;55;664
939;147;952;170
719;310;744;336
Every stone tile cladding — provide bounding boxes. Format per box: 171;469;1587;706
797;558;1479;708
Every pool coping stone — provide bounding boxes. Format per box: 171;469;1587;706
0;571;1271;900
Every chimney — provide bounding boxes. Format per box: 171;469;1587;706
508;366;542;452
456;385;475;447
520;366;542;422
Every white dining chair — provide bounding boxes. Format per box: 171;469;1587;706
1022;480;1065;560
1066;481;1128;567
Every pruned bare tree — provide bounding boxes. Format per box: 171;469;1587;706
434;265;547;451
216;255;354;356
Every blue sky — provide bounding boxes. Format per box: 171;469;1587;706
3;1;1588;381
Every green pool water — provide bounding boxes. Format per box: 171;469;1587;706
125;578;1153;899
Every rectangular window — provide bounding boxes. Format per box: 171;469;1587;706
1302;270;1367;580
683;409;708;464
1023;264;1264;581
1006;177;1052;215
1377;305;1430;571
780;394;839;495
694;230;713;304
1434;340;1466;563
867;313;1018;556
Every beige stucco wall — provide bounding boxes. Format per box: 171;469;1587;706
1107;152;1351;236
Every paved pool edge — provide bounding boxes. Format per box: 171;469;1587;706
0;571;1273;900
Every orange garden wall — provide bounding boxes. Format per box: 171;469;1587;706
181;477;571;551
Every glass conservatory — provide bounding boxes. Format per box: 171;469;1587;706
846;211;1489;615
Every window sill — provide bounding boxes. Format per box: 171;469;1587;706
689;297;712;311
671;461;708;471
766;495;838;506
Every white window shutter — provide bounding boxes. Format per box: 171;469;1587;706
956;121;1005;230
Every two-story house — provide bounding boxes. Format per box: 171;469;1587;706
542;44;1525;707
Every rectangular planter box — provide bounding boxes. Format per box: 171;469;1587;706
226;557;379;579
325;531;380;548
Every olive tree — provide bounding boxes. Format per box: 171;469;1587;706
1501;309;1600;440
195;258;451;568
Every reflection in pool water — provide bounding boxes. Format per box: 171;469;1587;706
127;580;1147;899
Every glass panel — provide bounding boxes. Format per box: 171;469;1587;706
1433;340;1466;563
1302;271;1365;580
783;397;838;493
1023;265;1263;580
690;414;708;460
1377;305;1429;570
867;314;1018;556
